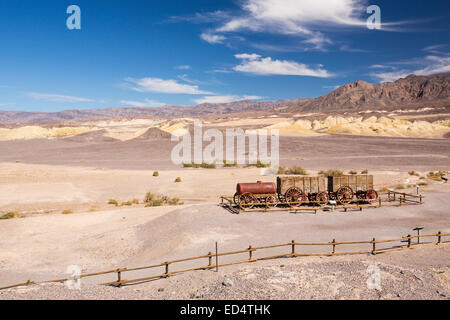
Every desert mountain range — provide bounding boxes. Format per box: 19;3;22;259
0;73;448;124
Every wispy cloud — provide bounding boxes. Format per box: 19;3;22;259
120;98;166;108
323;85;341;90
370;54;450;83
233;53;332;77
124;77;212;95
174;65;191;70
200;32;226;44
27;92;96;103
193;95;264;104
165;11;230;24
423;43;450;55
339;44;371;53
175;0;415;51
197;0;371;50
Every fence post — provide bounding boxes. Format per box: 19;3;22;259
208;252;212;268
215;242;218;272
331;239;336;255
407;234;411;248
399;198;402;206
419;195;422;204
291;240;295;256
117;269;122;287
248;245;253;261
437;231;441;245
164;262;169;278
372;238;376;255
388;191;390;201
378;197;382;207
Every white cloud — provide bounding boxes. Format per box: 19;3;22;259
234;53;261;60
125;77;212;95
193;95;264;104
371;55;450;83
27;92;96;103
212;0;369;50
233;53;332;77
174;65;191;70
120;98;166;108
200;32;226;44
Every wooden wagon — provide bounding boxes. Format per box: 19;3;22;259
277;176;329;206
327;174;378;204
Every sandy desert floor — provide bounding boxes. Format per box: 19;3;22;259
0;130;449;299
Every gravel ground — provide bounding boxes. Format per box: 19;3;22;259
1;244;448;300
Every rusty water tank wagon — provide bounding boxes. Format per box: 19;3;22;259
236;181;276;195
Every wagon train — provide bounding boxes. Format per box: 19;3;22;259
233;174;378;209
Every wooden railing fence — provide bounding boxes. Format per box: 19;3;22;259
0;231;447;290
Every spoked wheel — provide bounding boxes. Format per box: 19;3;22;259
284;187;306;207
356;191;366;200
315;191;329;206
233;192;240;206
365;189;378;203
265;195;278;208
238;193;257;209
336;186;354;204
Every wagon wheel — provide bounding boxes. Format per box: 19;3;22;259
277;193;286;203
336;186;354;204
315;191;329;206
284;187;305;207
233;192;240;206
265;195;278;208
238;193;257;209
356;191;366;200
365;189;378;203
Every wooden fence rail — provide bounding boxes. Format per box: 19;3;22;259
1;231;448;291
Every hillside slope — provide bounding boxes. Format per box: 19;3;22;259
300;73;450;112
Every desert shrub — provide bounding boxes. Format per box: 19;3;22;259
175;177;182;183
395;185;405;190
361;169;369;174
200;162;216;169
223;160;238;167
144;192;155;203
349;170;358;175
183;162;216;169
131;198;139;204
377;187;390;193
278;166;308;175
143;192;184;207
0;212;18;219
168;198;182;205
408;170;420;176
121;201;133;206
256;161;270;168
61;209;73;214
417;182;428;186
319;169;344;176
152;199;163;206
419;176;425;179
153;171;159;177
108;199;119;206
427;171;446;181
246;160;270;168
145;199;163;207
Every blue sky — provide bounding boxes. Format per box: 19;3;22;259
0;0;449;112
